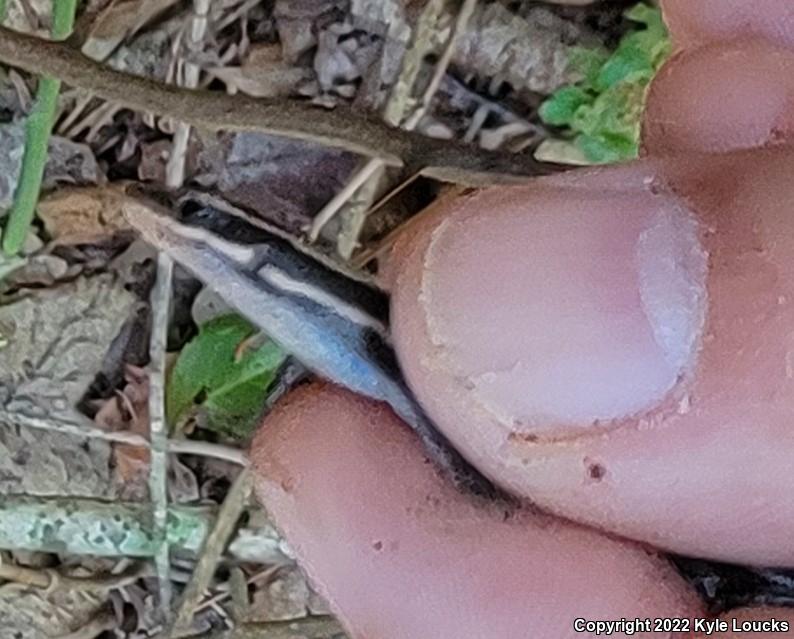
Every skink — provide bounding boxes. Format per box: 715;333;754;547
123;196;499;498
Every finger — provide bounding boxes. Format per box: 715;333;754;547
389;155;794;566
642;39;794;153
661;0;794;49
706;607;794;637
250;383;703;639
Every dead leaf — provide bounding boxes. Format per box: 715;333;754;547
1;0;51;35
36;183;133;247
210;43;313;98
274;0;346;63
0;588;107;639
454;3;600;95
138;137;202;183
0;123;102;213
349;2;603;97
1;254;77;289
249;565;312;622
82;0;182;61
94;365;150;488
534;138;592;165
195;132;358;233
0;275;136;498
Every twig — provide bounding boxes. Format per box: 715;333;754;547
191;565;282;618
166;0;210;188
0;25;563;184
330;0;478;257
308;157;384;242
149;252;174;614
1;0;79;255
383;0;446;128
54;610;117;639
336;169;381;259
170;469;253;635
203;616;346;639
5;409;249;465
313;0;449;250
0;560;149;592
404;0;479;130
227;567;250;623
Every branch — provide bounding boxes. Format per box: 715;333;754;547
170;470;253;635
0;26;563;185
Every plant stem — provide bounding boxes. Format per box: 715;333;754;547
0;25;564;186
1;0;78;255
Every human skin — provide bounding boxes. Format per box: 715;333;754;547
389;6;794;566
251;0;794;636
252;384;703;638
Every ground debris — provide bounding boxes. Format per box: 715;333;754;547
0;587;108;639
194;131;358;233
82;0;183;61
36;183;133;246
0;274;136;497
350;0;603;97
0;122;102;212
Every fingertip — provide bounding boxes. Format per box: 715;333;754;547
661;0;794;49
643;39;794;153
390;154;794;566
251;383;703;639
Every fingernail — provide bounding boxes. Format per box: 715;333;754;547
392;167;707;439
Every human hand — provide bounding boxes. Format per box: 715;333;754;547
251;2;794;636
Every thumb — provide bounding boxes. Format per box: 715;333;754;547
389;155;794;566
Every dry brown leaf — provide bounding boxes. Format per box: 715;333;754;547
210;43;313;99
36;183;133;247
82;0;182;61
94;365;151;487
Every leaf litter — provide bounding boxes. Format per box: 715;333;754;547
0;1;789;637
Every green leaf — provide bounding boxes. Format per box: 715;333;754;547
595;44;653;90
571;81;646;162
624;2;663;27
167;314;287;438
539;86;592;126
537;2;670;165
568;46;610;89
